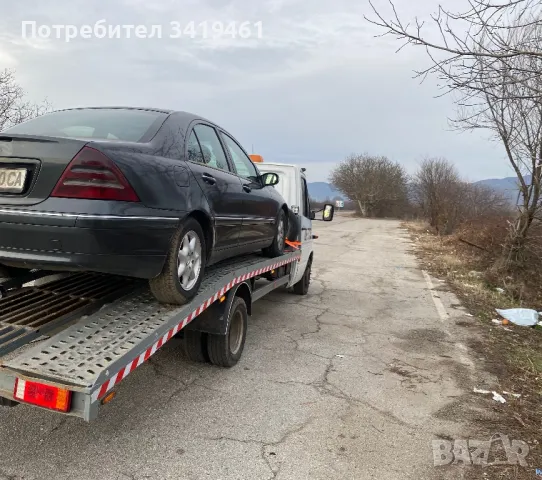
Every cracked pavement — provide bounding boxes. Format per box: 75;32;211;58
0;215;482;479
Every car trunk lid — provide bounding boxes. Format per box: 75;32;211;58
0;134;88;206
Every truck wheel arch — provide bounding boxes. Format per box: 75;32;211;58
234;282;252;317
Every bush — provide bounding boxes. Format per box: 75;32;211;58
330;154;410;218
412;158;511;235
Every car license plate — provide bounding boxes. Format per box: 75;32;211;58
0;168;27;193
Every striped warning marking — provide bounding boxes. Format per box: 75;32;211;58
91;254;300;402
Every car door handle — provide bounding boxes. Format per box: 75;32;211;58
202;173;216;185
243;185;252;193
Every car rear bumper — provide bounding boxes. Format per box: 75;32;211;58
0;213;180;279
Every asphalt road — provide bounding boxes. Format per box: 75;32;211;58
0;215;479;480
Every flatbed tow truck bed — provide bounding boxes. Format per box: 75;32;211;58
0;251;300;421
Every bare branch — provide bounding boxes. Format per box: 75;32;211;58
0;69;51;131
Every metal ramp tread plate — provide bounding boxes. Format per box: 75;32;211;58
2;253;298;394
0;272;141;357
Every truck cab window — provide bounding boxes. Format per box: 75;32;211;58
301;177;311;218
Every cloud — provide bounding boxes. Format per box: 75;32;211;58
0;0;512;182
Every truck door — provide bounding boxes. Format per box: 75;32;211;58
298;174;313;273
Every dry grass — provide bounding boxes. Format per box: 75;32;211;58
406;220;542;479
407;220;538;320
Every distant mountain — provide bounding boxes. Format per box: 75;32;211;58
474;175;530;204
307;182;342;201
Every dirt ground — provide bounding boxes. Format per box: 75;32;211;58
406;221;542;480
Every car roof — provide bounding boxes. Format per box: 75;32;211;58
50;107;228;139
55;106;174;114
54;107;217;128
55;107;212;121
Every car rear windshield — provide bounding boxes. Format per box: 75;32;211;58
5;108;167;142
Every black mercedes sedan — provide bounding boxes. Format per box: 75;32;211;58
0;107;288;304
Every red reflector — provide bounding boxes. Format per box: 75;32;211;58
51;147;139;202
14;378;72;412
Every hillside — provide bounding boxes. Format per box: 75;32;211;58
307;182;342;201
474;176;528;204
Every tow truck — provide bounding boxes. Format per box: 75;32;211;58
0;161;333;421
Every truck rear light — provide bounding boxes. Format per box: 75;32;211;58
14;378;72;412
51;146;139;202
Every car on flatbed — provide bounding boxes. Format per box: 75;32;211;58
0;107;288;305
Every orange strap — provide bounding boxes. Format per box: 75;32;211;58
285;240;302;249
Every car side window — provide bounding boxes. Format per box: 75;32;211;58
187;131;204;163
193;125;230;172
301;177;311;218
221;133;259;183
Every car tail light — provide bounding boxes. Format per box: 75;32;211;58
51;146;139;202
14;378;72;412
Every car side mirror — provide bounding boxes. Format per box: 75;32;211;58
322;204;334;221
261;172;279;186
310;204;334;222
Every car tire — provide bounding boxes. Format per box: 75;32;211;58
292;257;312;295
207;297;248;368
149;217;206;305
263;209;287;258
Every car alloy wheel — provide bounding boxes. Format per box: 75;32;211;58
177;230;202;290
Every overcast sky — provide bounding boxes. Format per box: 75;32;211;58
0;0;515;182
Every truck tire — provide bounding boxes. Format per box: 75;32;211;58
207;297;248;368
181;330;209;363
292;258;312;295
150;217;206;305
263;209;287;258
0;266;10;279
0;397;18;407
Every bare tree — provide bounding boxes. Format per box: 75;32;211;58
456;20;542;264
366;1;542;99
413;158;510;234
330;154;409;217
464;183;510;218
412;158;466;234
367;1;542;264
0;69;50;131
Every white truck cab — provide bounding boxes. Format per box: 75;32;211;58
257;162;334;293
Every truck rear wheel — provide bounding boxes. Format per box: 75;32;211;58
207;297;248;368
181;330;209;363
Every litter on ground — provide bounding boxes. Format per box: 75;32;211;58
473;388;520;401
492;392;507;404
503;391;521;398
496;308;540;327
